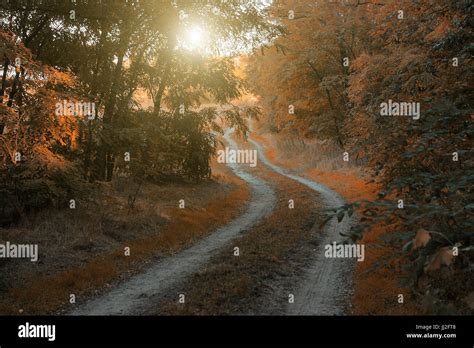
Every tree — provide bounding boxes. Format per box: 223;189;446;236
246;0;473;313
246;0;374;147
1;0;282;182
0;28;80;224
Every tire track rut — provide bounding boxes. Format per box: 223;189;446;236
248;136;355;315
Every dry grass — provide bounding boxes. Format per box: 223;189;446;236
251;130;364;175
0;159;250;315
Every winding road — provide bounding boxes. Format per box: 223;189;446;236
70;129;354;315
248;137;355;315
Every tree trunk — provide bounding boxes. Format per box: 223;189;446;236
325;88;344;149
153;60;171;115
0;55;9;104
98;28;130;181
7;68;20;107
0;55;8;134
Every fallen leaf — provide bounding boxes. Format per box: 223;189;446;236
413;228;431;249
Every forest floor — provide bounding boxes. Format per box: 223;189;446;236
0;154;250;314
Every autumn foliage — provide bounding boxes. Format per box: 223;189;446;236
0;1;280;223
247;0;473;314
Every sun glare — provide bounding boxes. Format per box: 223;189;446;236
183;25;206;51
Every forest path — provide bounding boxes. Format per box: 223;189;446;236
70;129;354;315
70;129;276;315
248;136;355;315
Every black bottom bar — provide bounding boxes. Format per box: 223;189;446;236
0;315;472;346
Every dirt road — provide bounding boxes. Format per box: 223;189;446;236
248;137;355;315
71;129;354;315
